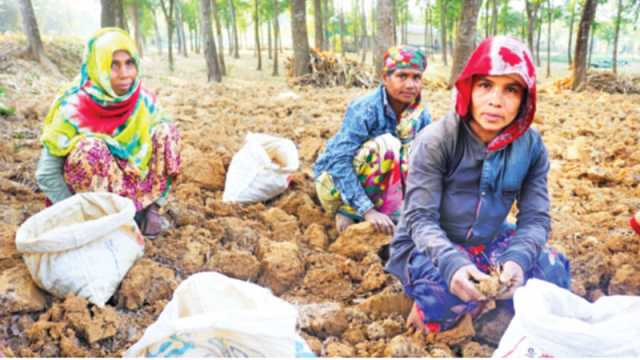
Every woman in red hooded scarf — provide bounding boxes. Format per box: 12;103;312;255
385;36;571;333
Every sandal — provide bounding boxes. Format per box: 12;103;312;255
136;204;171;239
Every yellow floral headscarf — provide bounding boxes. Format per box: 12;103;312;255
41;28;168;177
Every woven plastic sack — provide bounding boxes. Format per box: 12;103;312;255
125;272;314;357
494;279;640;357
223;133;299;203
15;192;144;306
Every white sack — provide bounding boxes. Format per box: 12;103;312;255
15;192;144;306
223;133;299;203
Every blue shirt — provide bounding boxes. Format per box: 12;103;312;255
386;113;551;287
313;85;432;215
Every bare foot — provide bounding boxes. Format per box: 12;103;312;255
336;213;355;233
406;302;426;334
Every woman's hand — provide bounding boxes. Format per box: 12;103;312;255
363;208;395;234
449;264;490;302
496;261;524;299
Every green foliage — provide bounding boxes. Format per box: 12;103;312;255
180;0;199;31
0;86;15;117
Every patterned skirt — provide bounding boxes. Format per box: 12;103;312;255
403;224;571;333
315;133;408;222
63;122;181;211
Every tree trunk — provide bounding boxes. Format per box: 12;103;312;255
339;4;345;57
391;0;398;45
322;0;330;50
254;0;262;70
212;0;226;75
268;20;272;59
352;0;359;52
227;23;234;56
572;0;597;90
130;2;144;57
229;0;240;58
101;0;117;27
330;0;337;52
424;4;429;53
429;3;434;50
195;22;201;54
313;0;323;49
115;0;128;31
535;14;542;66
178;6;188;56
151;7;162;55
374;0;394;77
17;0;59;74
273;0;280;76
200;0;222;82
484;0;490;39
612;0;623;74
160;0;175;71
439;0;448;65
174;8;182;56
546;0;551;78
567;0;576;66
491;0;498;35
291;0;311;76
449;0;482;87
587;21;595;69
525;0;541;61
402;3;409;45
360;0;367;63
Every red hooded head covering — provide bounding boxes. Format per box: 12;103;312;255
454;36;536;152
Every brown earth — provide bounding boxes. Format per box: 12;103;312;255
1;36;640;357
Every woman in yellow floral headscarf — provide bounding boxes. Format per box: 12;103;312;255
36;28;181;238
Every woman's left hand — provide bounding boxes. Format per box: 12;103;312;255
497;261;524;299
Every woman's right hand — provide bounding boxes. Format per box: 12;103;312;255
449;264;489;302
363;208;395;234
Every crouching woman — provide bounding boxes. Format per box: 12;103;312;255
385;36;571;333
36;28;181;238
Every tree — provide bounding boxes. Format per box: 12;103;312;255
566;0;577;66
449;0;482;87
254;0;262;70
17;0;54;70
159;0;176;71
228;0;240;58
546;0;551;77
290;0;311;76
272;0;280;76
200;0;222;82
212;0;227;75
360;0;368;63
101;0;117;27
130;1;144;58
374;0;394;77
572;0;597;90
322;0;330;50
339;3;345;56
438;0;448;65
150;5;163;54
491;0;498;35
525;0;542;62
313;0;323;49
612;0;624;74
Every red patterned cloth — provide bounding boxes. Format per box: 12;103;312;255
453;36;537;152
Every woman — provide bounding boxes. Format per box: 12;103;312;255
36;28;180;238
385;36;571;333
314;46;432;234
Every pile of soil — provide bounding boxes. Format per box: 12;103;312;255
1;36;639;357
552;71;640;94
